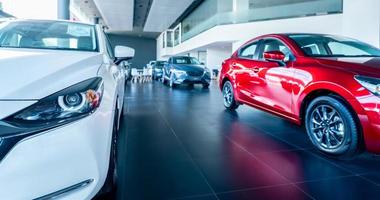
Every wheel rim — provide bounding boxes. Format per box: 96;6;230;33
223;82;233;107
309;105;345;150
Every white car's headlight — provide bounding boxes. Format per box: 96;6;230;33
355;75;380;96
5;77;104;127
172;69;187;76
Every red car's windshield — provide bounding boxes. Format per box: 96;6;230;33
288;34;380;57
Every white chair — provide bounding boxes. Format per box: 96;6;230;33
147;68;153;82
131;68;139;83
142;68;152;83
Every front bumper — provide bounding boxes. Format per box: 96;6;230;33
0;105;114;199
173;73;211;85
353;95;380;153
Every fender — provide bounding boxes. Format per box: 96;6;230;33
295;81;367;118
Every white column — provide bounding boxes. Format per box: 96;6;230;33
58;0;70;20
206;46;233;70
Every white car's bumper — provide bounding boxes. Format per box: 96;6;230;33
0;105;114;200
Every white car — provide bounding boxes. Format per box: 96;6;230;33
0;20;134;199
147;60;156;68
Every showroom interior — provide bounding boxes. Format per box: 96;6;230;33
1;0;380;200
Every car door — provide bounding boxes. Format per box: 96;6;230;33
233;40;264;103
250;38;295;117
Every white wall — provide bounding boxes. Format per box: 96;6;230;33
2;0;58;19
342;0;380;47
206;47;232;70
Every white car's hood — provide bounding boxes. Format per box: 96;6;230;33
0;48;103;100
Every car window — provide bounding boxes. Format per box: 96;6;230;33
261;39;293;60
328;42;369;56
239;41;259;59
289;34;380;57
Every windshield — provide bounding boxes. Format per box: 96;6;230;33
0;21;98;52
155;61;166;68
173;57;201;65
288;34;380;57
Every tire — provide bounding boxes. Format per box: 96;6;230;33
202;83;210;89
222;81;239;110
305;96;360;158
98;110;119;197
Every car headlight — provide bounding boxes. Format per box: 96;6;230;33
204;68;211;75
172;69;187;76
355;75;380;96
4;77;104;127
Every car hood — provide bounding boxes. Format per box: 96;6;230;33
0;48;103;100
172;64;206;72
316;57;380;78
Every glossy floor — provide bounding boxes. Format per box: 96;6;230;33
115;81;380;200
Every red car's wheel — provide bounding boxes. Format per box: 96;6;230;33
305;96;360;157
223;81;239;110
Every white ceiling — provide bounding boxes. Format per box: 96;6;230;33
143;0;195;32
93;0;134;31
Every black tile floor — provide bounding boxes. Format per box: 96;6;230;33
114;81;380;200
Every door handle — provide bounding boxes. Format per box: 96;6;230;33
252;67;260;73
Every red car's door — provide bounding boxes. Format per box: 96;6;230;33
232;40;264;103
248;38;296;118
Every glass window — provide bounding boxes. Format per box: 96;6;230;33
166;30;173;47
0;20;98;52
239;41;259;59
289;34;380;57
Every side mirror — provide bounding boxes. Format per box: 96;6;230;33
200;62;205;65
114;46;135;64
263;51;285;62
263;51;288;66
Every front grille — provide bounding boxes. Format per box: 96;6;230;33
187;71;203;77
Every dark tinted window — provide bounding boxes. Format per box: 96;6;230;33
289;34;380;57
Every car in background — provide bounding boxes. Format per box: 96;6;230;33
162;56;211;88
0;19;134;199
220;33;380;158
147;60;156;68
152;61;167;80
120;60;133;81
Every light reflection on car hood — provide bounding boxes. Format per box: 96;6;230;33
0;48;103;100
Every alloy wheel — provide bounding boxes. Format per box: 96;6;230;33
223;82;233;107
309;105;345;150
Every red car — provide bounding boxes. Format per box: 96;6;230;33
220;33;380;157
